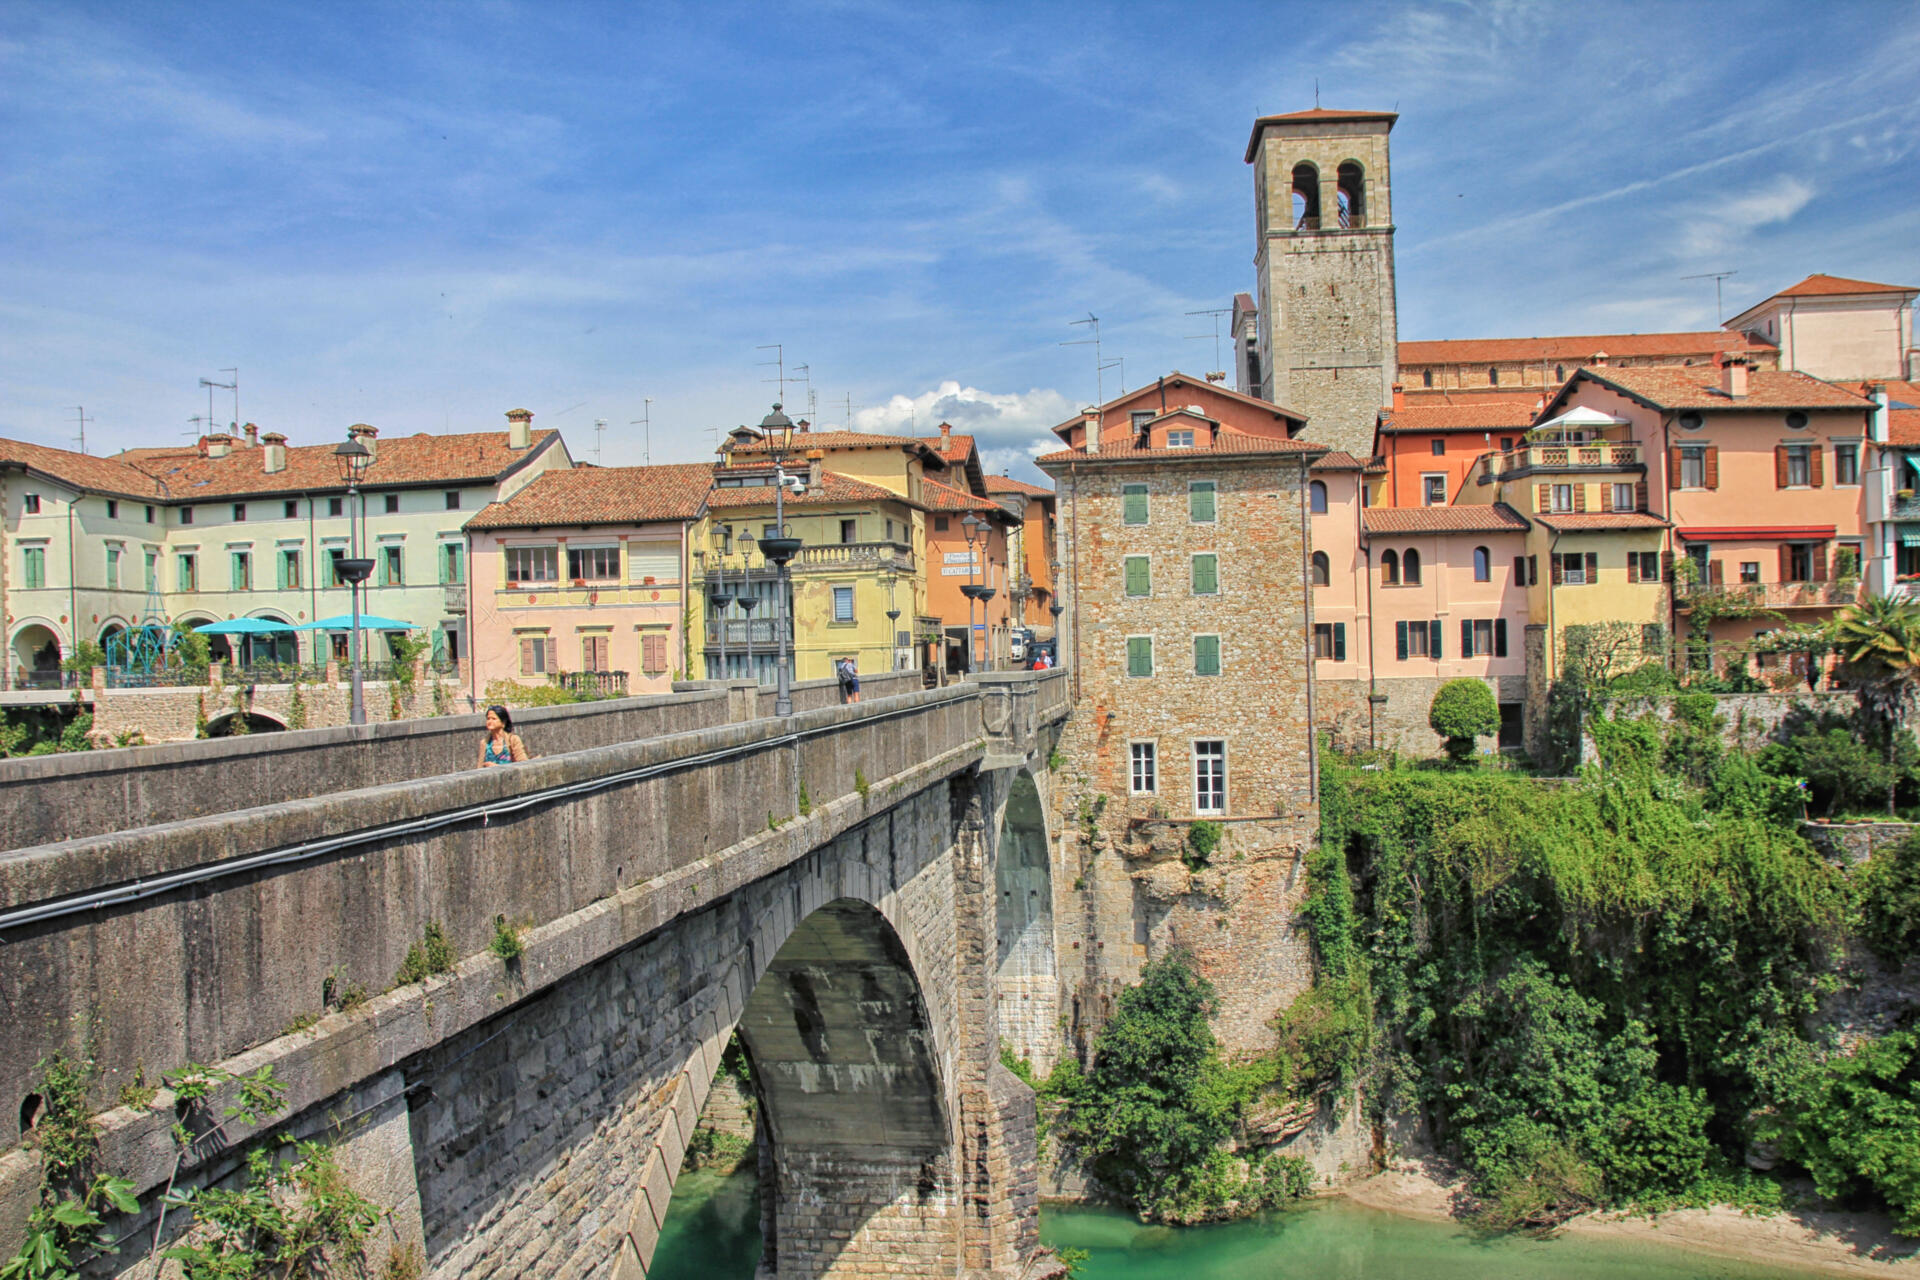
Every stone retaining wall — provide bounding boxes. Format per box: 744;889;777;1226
1801;820;1916;866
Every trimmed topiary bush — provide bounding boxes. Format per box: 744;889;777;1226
1429;677;1499;762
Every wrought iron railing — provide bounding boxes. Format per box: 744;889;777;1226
442;583;468;612
1484;442;1641;478
1674;581;1862;609
550;670;628;697
705;618;786;646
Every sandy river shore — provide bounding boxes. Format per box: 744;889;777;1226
1340;1157;1920;1278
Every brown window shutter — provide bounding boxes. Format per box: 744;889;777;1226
520;637;534;675
1811;543;1827;581
1585;551;1598;583
1513;555;1526;583
1551;555;1564;585
1627;555;1639;583
1661;551;1673;582
1710;559;1724;585
1635;480;1649;512
1667;446;1682;489
1573;484;1587;513
1779;545;1793;583
1810;447;1824;488
1774;446;1789;489
1536;483;1550;513
1600;484;1614;513
1527;554;1537;585
1705;447;1720;489
545;637;558;671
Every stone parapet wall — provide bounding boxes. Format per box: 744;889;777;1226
1801;820;1916;867
1319;674;1527;757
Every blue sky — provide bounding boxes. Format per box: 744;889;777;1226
4;1;1918;480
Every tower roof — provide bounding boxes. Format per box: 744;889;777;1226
1245;108;1398;161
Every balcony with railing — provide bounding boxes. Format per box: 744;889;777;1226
1481;441;1643;480
705;617;788;648
550;670;628;697
1674;580;1863;611
442;582;468;613
790;540;914;571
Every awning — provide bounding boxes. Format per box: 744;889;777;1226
1901;530;1920;548
1676;525;1837;542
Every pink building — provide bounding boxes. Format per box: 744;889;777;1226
463;464;711;699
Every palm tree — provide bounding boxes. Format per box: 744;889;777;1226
1833;594;1920;814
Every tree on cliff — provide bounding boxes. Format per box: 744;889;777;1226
1429;678;1499;763
1833;595;1920;814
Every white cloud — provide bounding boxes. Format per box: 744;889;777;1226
1679;175;1816;258
853;381;1073;482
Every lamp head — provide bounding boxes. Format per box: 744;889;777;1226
334;437;372;484
759;403;795;454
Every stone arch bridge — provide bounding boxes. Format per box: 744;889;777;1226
0;671;1070;1279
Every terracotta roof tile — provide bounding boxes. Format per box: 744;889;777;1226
1310;451;1373;471
925;430;975;465
1531;512;1670;532
984;475;1054;497
139;430;561;499
919;476;1011;517
1381;402;1539;433
0;437;168;500
1771;273;1917;298
465;463;713;530
1399;331;1770;365
1363;504;1528;535
1569;368;1872;413
727;430;945;467
1245;108;1397;160
1036;431;1324;467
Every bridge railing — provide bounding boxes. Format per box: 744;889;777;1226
0;678;1012;1168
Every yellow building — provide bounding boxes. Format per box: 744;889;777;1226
1459;405;1670;678
694;456;925;684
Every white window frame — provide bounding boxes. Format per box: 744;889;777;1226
1192;739;1227;816
831;584;856;622
1129;740;1158;795
1166;428;1196;449
1421;472;1447;506
1612;482;1636;512
1833;439;1861;487
1551;483;1574;513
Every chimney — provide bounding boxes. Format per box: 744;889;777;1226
348;422;378;457
1592;350;1609;368
1871;385;1890;445
204;433;233;459
262;431;287;474
506;408;533;450
1082;408;1101;454
1719;352;1750;398
1391;382;1404;411
940;422;952;446
796;418;811;433
242;422;259;448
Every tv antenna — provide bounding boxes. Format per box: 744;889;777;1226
72;405;91;454
1681;269;1738;322
791;363;817;422
1101;356;1126;395
1061;313;1109;406
185;415;206;440
630;398;653;466
199;372;236;433
593;418;608;465
757;344;787;404
1185;307;1232;378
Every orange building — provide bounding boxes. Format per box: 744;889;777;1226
1377;399;1537;507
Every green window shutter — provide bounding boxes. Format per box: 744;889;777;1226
1192;554;1218;594
1194;634;1220;676
1395;620;1408;661
1429;619;1443;659
1124;556;1149;596
1123;484;1148;525
145;554;157;592
1127;636;1153;676
1333;623;1347;662
231;552;244;590
275;551;288;590
1189;482;1216;523
1461;618;1473;657
24;548;43;589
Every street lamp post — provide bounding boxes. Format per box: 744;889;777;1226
883;563;902;672
334;437;375;725
708;535;735;681
738;406;804;717
738;533;758;682
960;513;981;673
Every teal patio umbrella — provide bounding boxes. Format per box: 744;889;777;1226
298;615;418;631
189;617;298;635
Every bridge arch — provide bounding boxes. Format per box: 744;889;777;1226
992;767;1058;1073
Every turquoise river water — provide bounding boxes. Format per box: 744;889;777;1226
648;1164;1840;1279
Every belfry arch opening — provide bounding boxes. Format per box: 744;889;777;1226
1290;162;1320;230
994;770;1056;1071
1336;161;1365;228
655;898;956;1279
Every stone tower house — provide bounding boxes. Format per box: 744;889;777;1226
1245;108;1400;458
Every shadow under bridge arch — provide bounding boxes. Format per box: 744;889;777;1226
994;768;1056;1071
730;896;958;1277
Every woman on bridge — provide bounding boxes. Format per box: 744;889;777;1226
479;705;529;767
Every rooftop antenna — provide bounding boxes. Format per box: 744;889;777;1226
1681;269;1738;323
198;373;235;434
757;344;786;405
186;415;206;440
792;364;816;422
72;405;91;454
219;367;238;428
593;418;608;465
1185;307;1232;378
630;398;653;465
1100;356;1125;395
1314;78;1320;108
1061;313;1107;406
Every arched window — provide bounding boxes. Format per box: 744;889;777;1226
1422;369;1433;388
1489;367;1500;386
1336;161;1365;228
1309;480;1328;514
1403;548;1422;585
1290;163;1321;229
1312;551;1330;586
1473;546;1491;582
1380;549;1400;585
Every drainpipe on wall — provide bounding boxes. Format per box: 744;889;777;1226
66;498;78;664
1299;457;1318;799
1360;485;1378;752
1069;460;1082;702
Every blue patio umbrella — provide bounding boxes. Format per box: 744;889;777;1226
189;617;298;635
298;615;418;631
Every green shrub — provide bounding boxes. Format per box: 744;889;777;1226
1758;1029;1920;1234
1860;833;1920;967
1428;679;1499;762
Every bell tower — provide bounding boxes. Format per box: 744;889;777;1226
1246;108;1399;457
